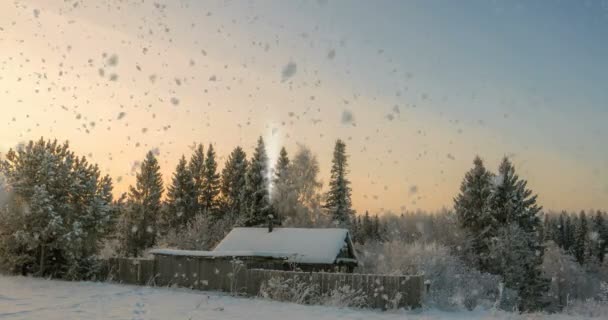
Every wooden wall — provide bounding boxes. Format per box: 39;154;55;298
103;256;424;310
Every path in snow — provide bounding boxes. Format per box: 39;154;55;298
0;275;588;320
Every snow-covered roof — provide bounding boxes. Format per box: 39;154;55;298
148;249;289;259
212;227;356;264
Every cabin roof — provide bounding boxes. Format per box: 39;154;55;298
150;227;358;265
214;227;357;264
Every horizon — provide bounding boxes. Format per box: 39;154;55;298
1;0;607;213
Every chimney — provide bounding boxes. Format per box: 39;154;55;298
267;214;274;233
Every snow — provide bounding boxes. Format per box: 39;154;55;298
0;275;592;320
213;227;355;264
149;249;289;259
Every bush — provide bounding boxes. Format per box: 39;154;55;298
325;285;368;308
259;276;369;308
155;214;229;252
563;299;608;318
259;276;321;305
542;242;603;311
357;240;502;311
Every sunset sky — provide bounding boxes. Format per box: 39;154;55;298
1;0;607;214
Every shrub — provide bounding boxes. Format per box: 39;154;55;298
357;240;502;311
259;276;320;305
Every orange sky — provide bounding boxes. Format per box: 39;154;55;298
1;1;606;214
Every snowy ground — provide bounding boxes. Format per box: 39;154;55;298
0;275;597;320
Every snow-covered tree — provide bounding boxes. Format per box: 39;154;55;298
0;138;115;279
121;151;164;257
165;156;196;230
189;144;205;215
201;144;220;217
489;224;549;311
453;156;494;271
271;147;292;223
286;144;324;227
324;139;354;227
244;137;272;226
220;146;248;225
486;157;547;311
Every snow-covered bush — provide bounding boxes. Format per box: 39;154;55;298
325;285;368;308
259;276;369;308
562;298;608;318
357;240;502;311
542;241;603;311
155;214;223;251
259;276;321;305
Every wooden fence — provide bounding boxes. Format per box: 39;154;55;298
103;256;424;310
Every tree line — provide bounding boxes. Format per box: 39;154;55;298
0;137;355;277
0;137;605;313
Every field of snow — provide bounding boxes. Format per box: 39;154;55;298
0;275;597;320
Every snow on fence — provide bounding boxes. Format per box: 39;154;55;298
102;256;424;310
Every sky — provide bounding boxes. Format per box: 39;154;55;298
0;0;607;214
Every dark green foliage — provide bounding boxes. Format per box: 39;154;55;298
220;146;248;225
121;151;164;257
324;139;354;227
201;144;220;217
454;156;494;271
243;137;272;226
165;156;196;230
189;144;205;216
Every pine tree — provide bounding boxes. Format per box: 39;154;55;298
573;211;589;264
165;156;196;230
201;144;220;217
271;147;291;223
0;138;115;279
189;144;205;215
324;139;354;227
220;146;248;225
244;137;272;226
124;151;164;257
454;156;495;271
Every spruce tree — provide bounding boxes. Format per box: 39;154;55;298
564;214;575;251
165;156;196;230
556;212;567;249
324;139;354;227
573;211;589;264
201;144;220;217
244;137;272;226
454;156;494;271
591;211;607;263
220;146;248;225
486;157;547;311
372;214;382;242
362;211;372;244
125;151;164;256
272;147;291;223
189;144;205;215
